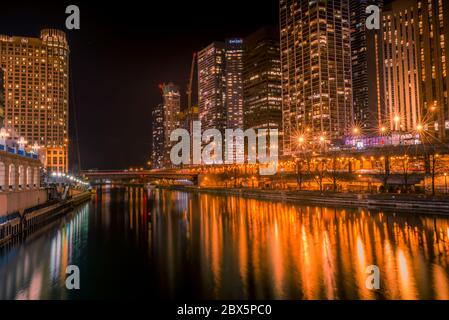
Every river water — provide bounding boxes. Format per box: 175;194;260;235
1;186;449;300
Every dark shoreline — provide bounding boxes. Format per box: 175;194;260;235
159;185;449;216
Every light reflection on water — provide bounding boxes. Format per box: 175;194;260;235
0;205;89;300
150;189;449;300
0;186;449;300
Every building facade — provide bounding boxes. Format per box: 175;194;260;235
198;42;227;133
160;83;181;167
280;0;353;155
417;0;449;140
0;29;69;173
381;0;421;133
350;0;385;132
225;38;244;130
243;27;283;152
151;103;164;169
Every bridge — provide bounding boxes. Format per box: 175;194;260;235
81;170;199;186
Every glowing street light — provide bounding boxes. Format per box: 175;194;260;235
416;124;423;132
0;128;10;145
32;142;41;154
17;136;28;150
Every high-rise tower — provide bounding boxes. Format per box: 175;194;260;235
280;0;353;155
0;29;69;172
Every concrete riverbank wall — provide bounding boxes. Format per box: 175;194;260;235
0;191;92;246
162;185;449;215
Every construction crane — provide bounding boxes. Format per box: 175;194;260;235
186;52;196;110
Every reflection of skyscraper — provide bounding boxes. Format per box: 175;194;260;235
0;68;4;128
381;0;421;132
350;0;384;131
0;29;69;172
280;0;353;155
243;27;282;153
225;38;244;130
198;42;226;133
151;103;164;169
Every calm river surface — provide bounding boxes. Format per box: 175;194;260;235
1;186;449;300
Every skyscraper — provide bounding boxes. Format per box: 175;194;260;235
225;38;244;130
381;0;421;133
198;42;226;133
0;29;69;172
350;0;385;132
280;0;353;155
243;27;283;152
151;103;164;169
160;83;181;167
417;0;449;140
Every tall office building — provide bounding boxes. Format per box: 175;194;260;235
151;103;164;169
243;27;283;152
180;105;199;134
160;83;181;167
225;38;244;130
417;0;449;140
198;42;226;132
0;68;4;128
350;0;385;132
280;0;353;155
381;0;421;132
0;29;69;172
179;105;199;163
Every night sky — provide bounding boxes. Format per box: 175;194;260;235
0;0;278;170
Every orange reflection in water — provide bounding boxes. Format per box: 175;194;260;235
151;190;449;300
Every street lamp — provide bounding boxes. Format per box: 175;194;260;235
0;128;10;145
393;115;401;131
17;136;28;151
32;142;41;154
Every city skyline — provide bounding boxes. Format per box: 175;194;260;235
1;0;447;172
3;0;449;308
0;0;279;170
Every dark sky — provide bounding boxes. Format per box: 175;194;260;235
0;0;279;170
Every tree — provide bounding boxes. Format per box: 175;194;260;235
381;155;391;192
295;153;312;190
392;155;410;193
313;158;327;192
296;158;305;190
327;156;347;192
